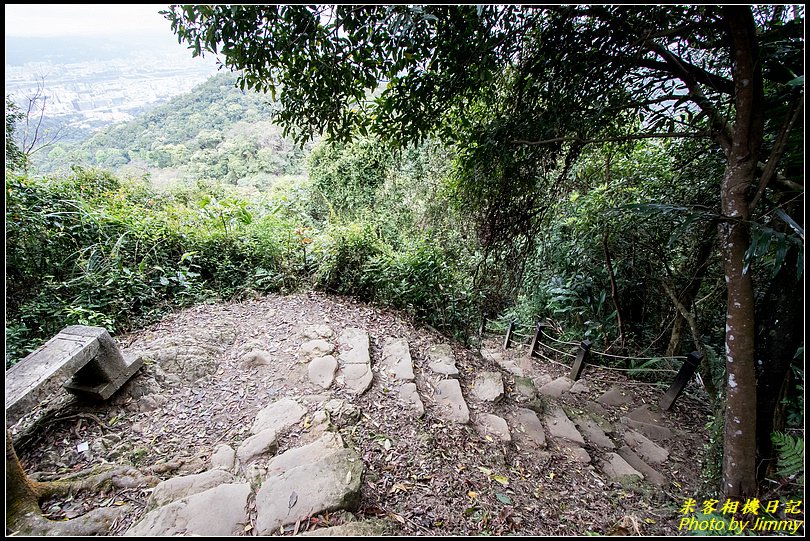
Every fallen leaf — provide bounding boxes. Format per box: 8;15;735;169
468;491;479;499
495;493;513;505
389;482;410;494
477;466;493;475
389;512;406;524
492;474;509;487
244;524;253;532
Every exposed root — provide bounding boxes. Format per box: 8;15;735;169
34;459;187;498
8;454;187;536
8;504;131;536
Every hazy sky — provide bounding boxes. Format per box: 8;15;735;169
5;4;173;38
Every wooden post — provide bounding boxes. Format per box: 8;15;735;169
660;351;703;411
529;323;547;358
503;321;515;350
569;340;592;381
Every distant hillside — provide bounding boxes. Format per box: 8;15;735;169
35;72;310;188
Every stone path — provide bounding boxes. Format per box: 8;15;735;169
120;319;689;535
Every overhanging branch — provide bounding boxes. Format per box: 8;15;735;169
512;131;707;146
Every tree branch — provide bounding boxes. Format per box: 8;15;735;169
636;57;734;95
749;93;804;211
648;43;734;151
512;131;707;146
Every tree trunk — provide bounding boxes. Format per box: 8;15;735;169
718;6;764;500
6;429;44;526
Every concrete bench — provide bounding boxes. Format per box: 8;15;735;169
5;325;143;425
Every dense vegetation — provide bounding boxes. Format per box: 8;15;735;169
5;4;803;510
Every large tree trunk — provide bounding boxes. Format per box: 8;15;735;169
6;429;44;527
718;6;764;500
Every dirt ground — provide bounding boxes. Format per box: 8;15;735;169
9;291;715;536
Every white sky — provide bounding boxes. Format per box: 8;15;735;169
5;4;173;38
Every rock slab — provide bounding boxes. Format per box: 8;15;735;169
399;382;425;418
308;355;338;389
381;337;415;381
428;344;459;377
472;371;504;402
512;407;546;449
476;413;511;442
252;397;307;435
337;328;373;394
127;483;251;536
601;453;643;483
434;379;469;423
538;376;575;398
255;448;363;535
544;406;585;446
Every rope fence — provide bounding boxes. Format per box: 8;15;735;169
479;315;704;410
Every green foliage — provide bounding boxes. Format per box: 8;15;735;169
5;97;28;171
311;221;383;298
307;139;394;219
770;432;804;486
4;168;307;366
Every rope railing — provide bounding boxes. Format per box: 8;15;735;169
590;349;687;362
540;330;581;348
479;315;704;410
536;341;577;359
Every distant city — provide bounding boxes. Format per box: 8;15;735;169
5;36;221;133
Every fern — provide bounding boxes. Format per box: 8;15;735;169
771;432;804;486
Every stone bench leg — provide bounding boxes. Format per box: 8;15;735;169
61;326;144;400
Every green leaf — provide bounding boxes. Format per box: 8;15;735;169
491;474;509;486
495;492;512;505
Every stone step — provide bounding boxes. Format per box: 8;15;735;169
428;344;459;377
252;397;307;435
623;429;669;465
127;482;251;536
476;413;511;442
538;376;575;398
620;404;673;442
600;452;643;484
573;415;615;450
399;382;425;418
597;386;632;407
471;371;504;402
617;445;666;486
381;337;415;381
434;379;469;424
255;447;363;535
543;406;585;446
510;407;546;449
336;328;372;395
308;355;338;389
